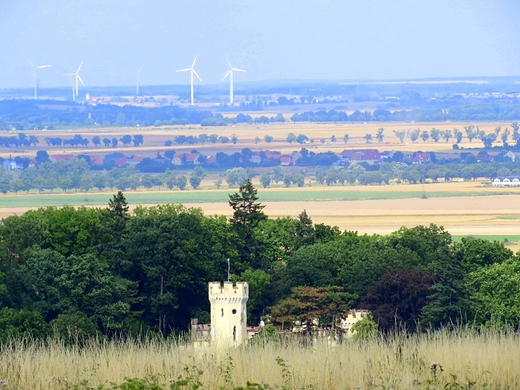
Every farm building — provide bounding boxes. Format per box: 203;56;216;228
492;176;520;186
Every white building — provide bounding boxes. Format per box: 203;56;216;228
208;281;249;347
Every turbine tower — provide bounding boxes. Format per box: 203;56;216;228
29;61;51;99
176;54;202;106
221;59;245;105
64;62;84;102
132;66;144;96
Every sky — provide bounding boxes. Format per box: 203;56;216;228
1;0;520;89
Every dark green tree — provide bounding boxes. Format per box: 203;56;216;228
229;179;267;268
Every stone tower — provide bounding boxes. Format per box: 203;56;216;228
208;281;249;346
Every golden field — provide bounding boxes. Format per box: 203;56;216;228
0;120;511;158
1;331;520;389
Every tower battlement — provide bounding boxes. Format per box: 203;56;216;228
209;281;248;300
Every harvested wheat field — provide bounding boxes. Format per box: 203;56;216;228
183;194;520;235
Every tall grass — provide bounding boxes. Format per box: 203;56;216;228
0;329;519;389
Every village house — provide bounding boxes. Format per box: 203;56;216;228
340;149;381;165
280;155;292;166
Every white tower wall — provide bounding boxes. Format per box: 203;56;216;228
209;281;248;347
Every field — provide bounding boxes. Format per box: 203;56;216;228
0;120;512;159
2;331;520;389
1;120;519;249
1;181;520;251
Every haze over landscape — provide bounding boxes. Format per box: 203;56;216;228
2;0;520;89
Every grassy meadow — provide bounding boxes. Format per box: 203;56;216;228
1;331;520;389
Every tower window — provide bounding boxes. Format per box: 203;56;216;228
233;326;237;341
221;308;224;317
232;309;237;315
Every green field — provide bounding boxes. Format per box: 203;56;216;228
452;234;520;245
0;188;517;209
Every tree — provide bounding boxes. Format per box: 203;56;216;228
229;179;266;231
343;134;350;144
35;150;50;165
260;173;271;188
501;128;510;146
442;129;452;143
264;135;273;144
229;180;267;267
409;129;420;143
467;258;520;326
189;175;202;189
209;134;219;144
176;175;187;190
464;125;476;143
269;286;355;330
420;130;429;143
132;134;144;146
111;137;118;148
454;128;463;143
376;128;384;143
430;128;441;142
120;135;132;146
360;269;436;332
296;134;308;144
393;130;405;144
286;133;297;143
293;210;316;250
103;137;111;147
364;134;372;143
92;136;101;147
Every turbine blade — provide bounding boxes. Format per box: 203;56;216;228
176;68;191;72
221;70;231;81
231;67;246;72
28;60;36;68
192;69;202;82
37;64;52;69
77;61;83;72
191;53;199;69
77;74;85;86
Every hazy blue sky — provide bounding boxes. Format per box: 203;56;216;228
1;0;520;89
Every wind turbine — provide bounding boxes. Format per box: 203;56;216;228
176;54;202;105
29;61;51;99
132;66;144;96
64;62;84;102
221;59;245;105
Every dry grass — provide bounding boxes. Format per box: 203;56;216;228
1;331;519;389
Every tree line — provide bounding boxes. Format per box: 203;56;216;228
2;157;520;195
0;182;518;342
3;99;520;130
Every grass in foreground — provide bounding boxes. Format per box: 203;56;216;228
1;330;520;389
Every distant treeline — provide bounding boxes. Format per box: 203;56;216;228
2;154;520;195
2;99;520;130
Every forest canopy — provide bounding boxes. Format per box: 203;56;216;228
0;183;517;341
